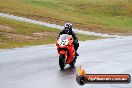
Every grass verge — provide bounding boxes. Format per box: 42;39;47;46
0;0;132;35
0;17;102;49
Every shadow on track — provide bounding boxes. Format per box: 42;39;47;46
59;66;77;76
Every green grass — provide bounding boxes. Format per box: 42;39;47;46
0;17;58;35
0;17;60;48
21;0;132;30
0;17;102;49
77;34;102;41
0;0;132;35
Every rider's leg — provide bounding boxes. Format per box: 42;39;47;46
74;43;79;56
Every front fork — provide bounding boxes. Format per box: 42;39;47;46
59;50;68;63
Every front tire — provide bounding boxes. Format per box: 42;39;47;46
59;54;65;70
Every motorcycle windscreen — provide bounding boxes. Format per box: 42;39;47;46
59;34;72;40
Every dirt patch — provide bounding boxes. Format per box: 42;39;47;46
0;23;58;41
33;31;58;38
2;30;58;42
4;33;35;41
0;25;13;32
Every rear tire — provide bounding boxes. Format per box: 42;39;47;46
59;54;65;70
69;56;77;67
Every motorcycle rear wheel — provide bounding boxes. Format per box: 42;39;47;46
69;56;77;67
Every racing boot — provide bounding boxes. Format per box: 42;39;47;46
76;51;79;56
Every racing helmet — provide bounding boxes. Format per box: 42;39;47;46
64;22;72;33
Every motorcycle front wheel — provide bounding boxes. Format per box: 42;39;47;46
59;54;65;70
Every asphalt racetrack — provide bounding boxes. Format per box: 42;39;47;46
0;36;132;88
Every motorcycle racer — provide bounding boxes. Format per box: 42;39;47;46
58;22;79;56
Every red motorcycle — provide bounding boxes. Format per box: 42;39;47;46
56;34;77;69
